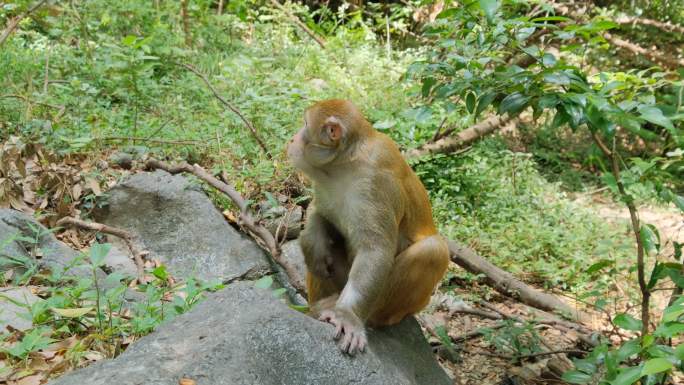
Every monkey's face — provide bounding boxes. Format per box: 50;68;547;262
287;110;345;176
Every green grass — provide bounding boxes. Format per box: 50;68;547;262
414;138;633;293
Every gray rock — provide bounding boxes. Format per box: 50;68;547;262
0;209;89;278
102;245;138;278
48;282;451;385
109;152;133;169
263;205;303;241
93;170;270;283
280;239;307;290
0;287;41;332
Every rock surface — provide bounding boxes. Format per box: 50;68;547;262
48;281;451;385
280;239;307;290
0;287;41;331
94;170;270;283
0;209;88;277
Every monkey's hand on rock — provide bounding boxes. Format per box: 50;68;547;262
319;308;367;355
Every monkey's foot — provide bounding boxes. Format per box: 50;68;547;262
318;308;367;355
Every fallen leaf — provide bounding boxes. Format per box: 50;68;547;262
85;177;101;196
15;374;43;385
179;379;196;385
45;336;79;352
84;351;105;362
51;307;93;318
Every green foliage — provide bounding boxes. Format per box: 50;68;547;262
415;138;632;290
0;243;223;365
481;319;542;362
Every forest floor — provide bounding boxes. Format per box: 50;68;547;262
428;196;684;385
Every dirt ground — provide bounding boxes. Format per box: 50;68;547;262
424;195;684;384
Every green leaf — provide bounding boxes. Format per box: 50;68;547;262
674;242;682;260
289;304;309;313
478;0;499;20
373;120;395;130
611;366;642;385
640;224;660;256
544;71;571;85
653;322;684;338
121;35;137;46
641;358;672;376
475;92;497;118
51;307;93;318
616;339;641;362
89;243;111;267
672;195;684;213
272;288;287;298
613;313;643;331
465;92;476;114
532;16;571;22
498;92;530;116
422;77;436;98
586;260;611;274
254;275;273;289
152;265;169;281
638;106;674;130
662;303;684;323
562;370;592;384
542;53;557;66
415;107;433;124
674;344;684;361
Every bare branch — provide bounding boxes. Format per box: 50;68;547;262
615;15;684;35
406;115;515;159
178;63;271;159
56;216;147;283
269;0;326;49
0;0;48;46
145;159;307;297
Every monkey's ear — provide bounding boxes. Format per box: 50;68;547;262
323;117;345;142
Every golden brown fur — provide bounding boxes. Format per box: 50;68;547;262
287;99;449;354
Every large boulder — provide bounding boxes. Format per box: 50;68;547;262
0;209;88;278
93;170;270;283
48;281;451;385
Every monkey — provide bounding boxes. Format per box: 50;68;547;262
286;99;450;355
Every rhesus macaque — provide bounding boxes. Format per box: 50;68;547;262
287;99;449;355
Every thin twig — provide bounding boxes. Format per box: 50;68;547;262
98;136;200;146
145;159;306;297
180;0;192;46
469;348;586;360
591;132;650;335
269;0;326;49
43;45;51;94
178;63;271;159
56;217;148;283
0;0;48;46
1;94;66;121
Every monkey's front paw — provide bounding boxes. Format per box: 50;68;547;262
318;309;367;355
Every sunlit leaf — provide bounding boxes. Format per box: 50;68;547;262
561;370;591;384
638;106;674;130
89;243;111;267
51;307;93;318
611;366;642;385
478;0;499;21
613;313;643;331
641;358;672;376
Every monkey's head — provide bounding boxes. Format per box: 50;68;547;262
287;99;371;177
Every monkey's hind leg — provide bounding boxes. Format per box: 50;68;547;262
368;235;449;327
